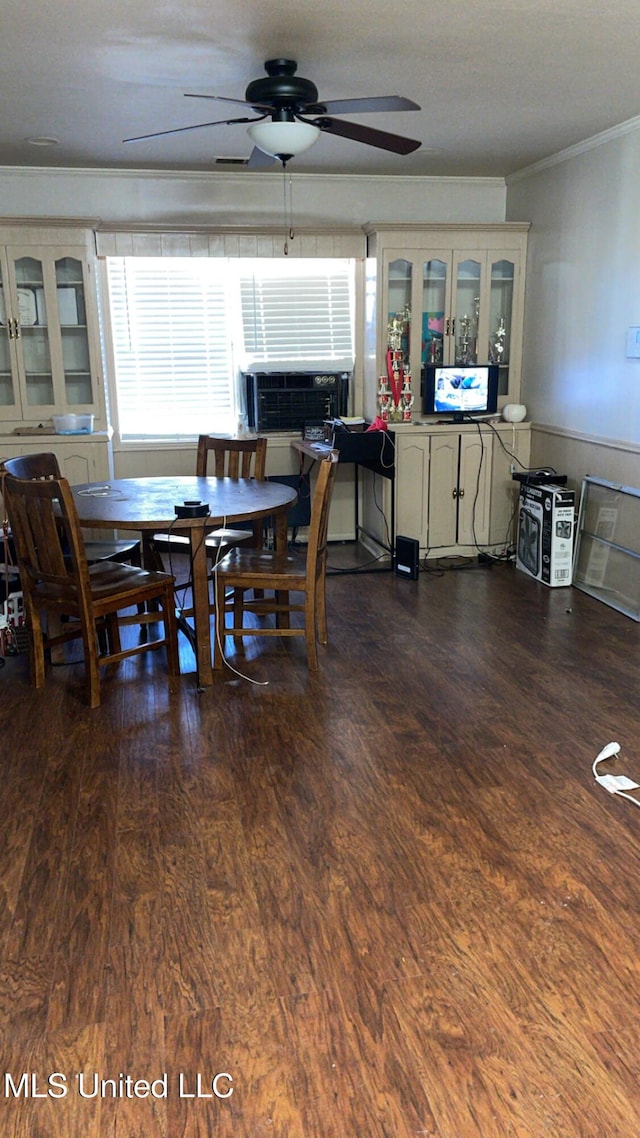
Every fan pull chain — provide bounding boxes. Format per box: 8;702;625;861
282;168;295;255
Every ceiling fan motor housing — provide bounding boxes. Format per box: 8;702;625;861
245;59;319;113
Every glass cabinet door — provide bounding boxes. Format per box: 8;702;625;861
487;257;516;397
421;257;448;365
0;255;19;416
382;256;414;421
387;257;412;357
56;256;93;406
14;255;55;407
453;257;482;365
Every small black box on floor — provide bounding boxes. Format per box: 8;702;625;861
395;535;420;580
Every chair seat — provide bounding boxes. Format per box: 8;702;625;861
152;528;255;553
35;560;175;608
84;538;140;564
215;544;307;588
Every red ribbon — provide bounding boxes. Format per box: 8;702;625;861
386;349;403;408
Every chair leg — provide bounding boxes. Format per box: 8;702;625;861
304;594;319;670
82;624;103;709
316;576;328;644
233;588;243;631
161;586;180;683
213;573;228;669
275;590;290;629
105;612;121;655
141;534;166;572
29;614;47;689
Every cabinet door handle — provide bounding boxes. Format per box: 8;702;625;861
459;487;465;498
13;318;21;340
452;488;458;499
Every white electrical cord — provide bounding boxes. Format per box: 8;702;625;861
211;518;269;688
592;741;640;808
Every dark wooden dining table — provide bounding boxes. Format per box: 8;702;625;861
71;475;297;689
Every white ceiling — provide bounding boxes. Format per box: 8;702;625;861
3;0;640;179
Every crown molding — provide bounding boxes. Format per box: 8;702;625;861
507;114;640;183
0;164;505;188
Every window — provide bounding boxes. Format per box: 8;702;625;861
106;257;354;441
240;260;354;363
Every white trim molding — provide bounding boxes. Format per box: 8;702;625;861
507;114;640;183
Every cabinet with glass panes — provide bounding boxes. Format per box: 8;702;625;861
363;223;529;417
0;226;106;426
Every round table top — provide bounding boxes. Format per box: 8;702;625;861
72;475;297;531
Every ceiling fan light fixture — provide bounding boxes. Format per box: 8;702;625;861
247;119;320;161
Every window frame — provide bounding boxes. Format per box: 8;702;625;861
100;253;357;447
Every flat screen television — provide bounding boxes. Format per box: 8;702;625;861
422;364;499;422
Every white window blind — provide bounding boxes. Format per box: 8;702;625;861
107;258;236;440
106;257;355;441
240;259;354;363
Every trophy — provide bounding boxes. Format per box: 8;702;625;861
489;315;506;363
383;305;413;422
455;296;479;365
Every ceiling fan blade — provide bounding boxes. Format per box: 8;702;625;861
123;116;258;144
314;116;421;155
306;95;420;116
247;146;277;170
185;93;274;112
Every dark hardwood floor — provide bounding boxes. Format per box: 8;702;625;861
2;553;640;1137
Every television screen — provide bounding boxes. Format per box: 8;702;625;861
422;364;499;421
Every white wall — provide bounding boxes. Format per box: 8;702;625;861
506;123;640;449
0;166;506;228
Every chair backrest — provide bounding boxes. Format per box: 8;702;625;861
3;470;93;613
305;451;339;577
1;452;61;480
196;435;268;480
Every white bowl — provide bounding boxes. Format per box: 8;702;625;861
52;414;95;435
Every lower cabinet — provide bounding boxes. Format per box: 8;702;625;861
394;421;530;557
0;434;113;525
427;431;492;549
0;433;113;483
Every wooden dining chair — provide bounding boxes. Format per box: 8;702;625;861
143;434;269;573
2;469;179;708
1;453;141;567
213;451;339;671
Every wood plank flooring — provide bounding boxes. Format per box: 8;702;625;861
2;554;640;1137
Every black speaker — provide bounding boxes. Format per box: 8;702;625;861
395;535;420;580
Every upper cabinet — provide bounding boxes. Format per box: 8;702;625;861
0;227;105;426
363;224;529;418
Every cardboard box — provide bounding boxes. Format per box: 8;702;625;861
516;483;575;587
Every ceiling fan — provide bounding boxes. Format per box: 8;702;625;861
124;58;422;166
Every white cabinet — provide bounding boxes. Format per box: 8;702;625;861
364;421;531;558
0;224;112;496
428;431;492;550
0;226;106;427
0;435;113;485
395;432;430;546
364;224;529;416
